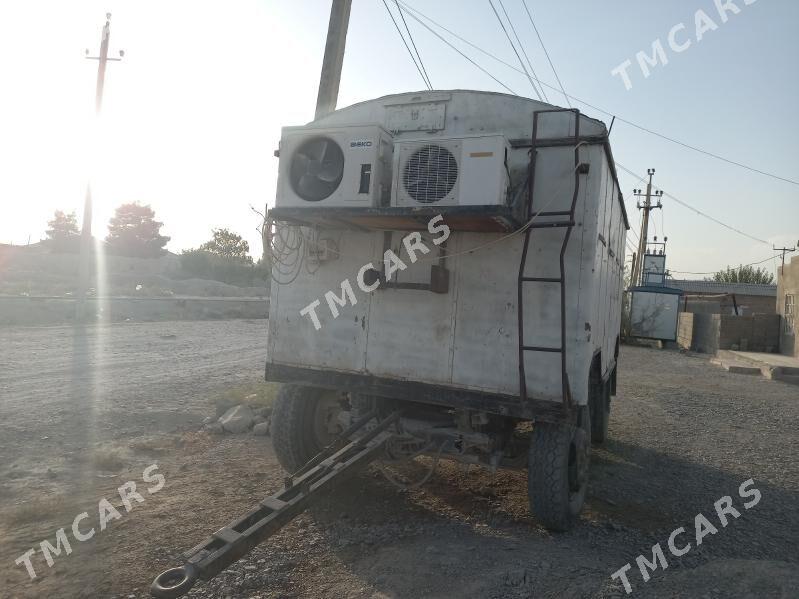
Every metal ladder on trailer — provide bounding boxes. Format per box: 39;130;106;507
517;108;586;409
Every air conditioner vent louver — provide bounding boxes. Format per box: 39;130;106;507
289;136;345;202
402;144;458;204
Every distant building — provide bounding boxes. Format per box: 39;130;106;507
668;279;777;316
777;256;798;358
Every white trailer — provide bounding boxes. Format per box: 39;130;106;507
266;90;628;530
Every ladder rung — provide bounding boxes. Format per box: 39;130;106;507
522;277;562;282
260;497;288;511
522;345;562;353
212;527;241;543
528;221;575;229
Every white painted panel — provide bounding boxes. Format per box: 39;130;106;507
270;232;375;371
452;233;522;394
386;101;447;132
365;283;455;383
630;291;680;341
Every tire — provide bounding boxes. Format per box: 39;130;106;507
591;379;610;444
271;385;344;473
527;406;590;531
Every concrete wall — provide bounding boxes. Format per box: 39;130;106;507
677;312;694;349
681;294;775;316
693;314;720;354
0;296;268;326
676;312;780;354
777;255;799;357
718;314;780;352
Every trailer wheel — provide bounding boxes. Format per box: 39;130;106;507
527;407;590;531
591;379;610;444
271;385;344;473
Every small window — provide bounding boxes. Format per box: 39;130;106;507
786;294;796;335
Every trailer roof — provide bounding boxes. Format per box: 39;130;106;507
312;89;629;229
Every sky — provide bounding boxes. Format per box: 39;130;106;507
0;0;796;278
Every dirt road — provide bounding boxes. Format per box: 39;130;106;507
1;321;798;598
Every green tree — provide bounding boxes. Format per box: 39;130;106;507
709;265;774;285
199;228;252;263
45;210;80;252
105;203;170;258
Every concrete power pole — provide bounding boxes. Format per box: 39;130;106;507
772;243;797;275
75;14;122;321
631;168;663;287
315;0;352;120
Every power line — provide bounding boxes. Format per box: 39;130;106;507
615;162;770;245
669;254;783;275
381;0;431;90
487;0;541;99
497;0;547;101
520;0;567;107
395;2;518;94
397;0;799;187
389;4;782;248
395;0;433;90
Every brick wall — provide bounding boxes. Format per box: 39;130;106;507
682;294;776;316
717;314;780;352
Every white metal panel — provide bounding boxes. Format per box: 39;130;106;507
630;291;680;341
459;136;510;205
452;234;522;394
364;232;455;383
269;232;375;371
386;101;447;133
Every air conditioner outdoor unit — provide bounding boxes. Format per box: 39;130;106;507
391;135;510;207
276;125;393;208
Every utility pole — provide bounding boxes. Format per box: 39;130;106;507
75;13;123;321
315;0;352;120
773;242;797;275
630;168;663;287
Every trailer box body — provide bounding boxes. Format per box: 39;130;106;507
267;91;627;415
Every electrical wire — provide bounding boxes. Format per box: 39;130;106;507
395;1;517;95
396;0;799;187
395;0;433;90
615;162;770;245
381;0;432;90
521;0;569;107
488;0;541;99
497;0;547;101
668;254;783;275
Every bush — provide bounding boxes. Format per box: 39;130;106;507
180;249;269;287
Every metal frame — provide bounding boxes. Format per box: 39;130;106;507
267;204;521;233
517;108;584;410
265;362;571;423
151;411;401;598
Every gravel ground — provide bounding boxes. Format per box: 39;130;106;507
1;322;797;598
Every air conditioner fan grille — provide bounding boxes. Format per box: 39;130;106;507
402;144;458;204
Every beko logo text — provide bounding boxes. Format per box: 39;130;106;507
350;140;373;148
